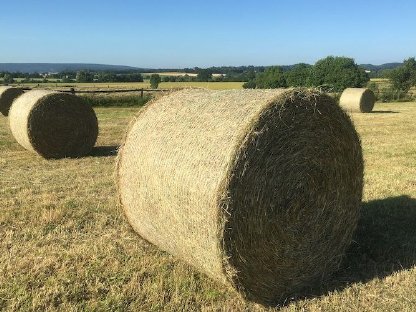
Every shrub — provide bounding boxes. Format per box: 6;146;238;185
150;74;161;89
3;74;14;84
81;94;152;107
242;80;256;89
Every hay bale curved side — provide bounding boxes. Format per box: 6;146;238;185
9;90;98;158
339;87;375;113
0;86;24;116
117;89;363;304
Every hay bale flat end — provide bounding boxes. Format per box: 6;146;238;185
9;90;98;158
0;86;24;116
339;87;375;113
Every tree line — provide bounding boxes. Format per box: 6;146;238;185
243;56;370;92
1;56;415;99
242;56;416;101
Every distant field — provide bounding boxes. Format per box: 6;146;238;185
7;77;413;93
370;78;390;89
12;81;244;90
370;78;416;95
0;100;415;311
147;72;224;77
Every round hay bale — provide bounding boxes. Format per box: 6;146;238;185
339;88;375;113
117;89;363;304
9;90;98;158
0;86;24;116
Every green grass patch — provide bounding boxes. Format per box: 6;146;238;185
81;94;152;107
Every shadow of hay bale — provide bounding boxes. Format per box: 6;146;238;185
275;195;416;308
338;195;416;282
89;145;119;157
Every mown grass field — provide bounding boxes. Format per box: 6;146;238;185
0;100;415;311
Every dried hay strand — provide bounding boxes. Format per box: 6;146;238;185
339;88;375;113
0;86;24;116
117;89;364;304
9;90;98;158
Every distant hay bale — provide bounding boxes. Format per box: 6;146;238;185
117;89;364;304
0;86;24;116
9;90;98;158
339;88;375;113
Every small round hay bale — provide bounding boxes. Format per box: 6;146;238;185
0;86;24;116
339;88;375;113
117;89;363;304
9;90;98;158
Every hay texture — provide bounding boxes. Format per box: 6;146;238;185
117;89;364;304
0;86;24;116
339;88;375;113
9;90;98;158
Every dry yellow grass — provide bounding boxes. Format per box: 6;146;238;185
0;100;415;311
149;72;224;78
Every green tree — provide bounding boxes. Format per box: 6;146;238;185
61;76;72;83
255;66;287;88
150;74;161;89
310;56;369;91
285;63;312;87
3;74;14;84
246;70;256;81
76;70;93;83
96;72;116;82
196;69;213;82
389;57;416;92
183;74;191;82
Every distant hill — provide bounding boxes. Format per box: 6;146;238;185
0;63;141;73
0;62;404;74
360;63;402;72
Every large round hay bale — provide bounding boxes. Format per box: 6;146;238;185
9;90;98;158
0;86;24;116
117;89;363;304
339;88;375;113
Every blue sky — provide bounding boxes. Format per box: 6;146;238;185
0;0;415;67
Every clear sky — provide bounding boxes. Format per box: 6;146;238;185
0;0;415;68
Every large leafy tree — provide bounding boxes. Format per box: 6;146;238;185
196;69;213;82
3;73;14;84
285;63;313;87
255;66;287;88
310;56;369;91
389;57;416;92
76;70;94;83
